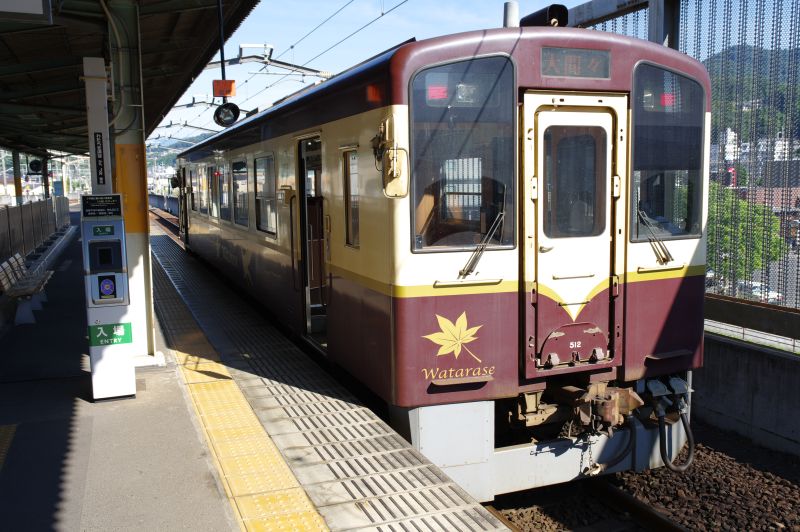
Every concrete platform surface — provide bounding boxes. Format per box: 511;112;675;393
0;213;236;531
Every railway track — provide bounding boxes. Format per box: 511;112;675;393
494;420;800;531
492;477;686;532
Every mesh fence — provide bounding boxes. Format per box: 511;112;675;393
592;0;800;308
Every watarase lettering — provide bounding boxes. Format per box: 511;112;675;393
421;366;496;380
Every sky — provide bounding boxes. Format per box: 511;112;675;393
151;0;583;145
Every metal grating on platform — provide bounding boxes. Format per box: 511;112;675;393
150;232;506;531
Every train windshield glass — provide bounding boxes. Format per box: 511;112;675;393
631;64;704;241
410;56;515;250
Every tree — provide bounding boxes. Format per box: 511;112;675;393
707;182;784;285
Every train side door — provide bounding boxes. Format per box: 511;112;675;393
298;137;328;344
522;93;627;379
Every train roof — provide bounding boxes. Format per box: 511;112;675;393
179;26;710;161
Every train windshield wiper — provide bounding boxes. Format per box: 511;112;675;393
637;208;674;264
458;211;505;279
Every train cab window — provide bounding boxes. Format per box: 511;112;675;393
543;127;606;238
631;64;704;241
199;167;209;215
343;150;360;247
254;156;277;234
232;161;248;227
219;164;231;220
410;56;515;250
190;169;198;211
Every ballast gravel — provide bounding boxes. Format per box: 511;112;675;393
496;420;800;531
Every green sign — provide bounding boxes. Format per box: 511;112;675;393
89;323;132;347
93;225;114;236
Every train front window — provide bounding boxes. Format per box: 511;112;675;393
631;64;704;241
411;56;515;250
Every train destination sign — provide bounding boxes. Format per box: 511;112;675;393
82;194;122;218
541;47;610;79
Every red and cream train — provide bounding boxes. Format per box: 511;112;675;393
177;9;709;501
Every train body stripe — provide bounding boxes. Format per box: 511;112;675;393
329;262;705;299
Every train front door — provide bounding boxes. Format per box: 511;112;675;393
522;93;627;379
298;137;328;344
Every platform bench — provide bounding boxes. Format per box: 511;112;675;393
0;255;53;325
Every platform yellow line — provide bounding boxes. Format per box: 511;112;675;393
154;254;327;531
174;350;327;531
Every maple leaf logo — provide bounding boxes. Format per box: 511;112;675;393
422;312;482;363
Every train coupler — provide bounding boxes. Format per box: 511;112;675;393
515;383;643;436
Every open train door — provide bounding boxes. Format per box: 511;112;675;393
297;136;328;344
178;166;189;240
522;92;627;380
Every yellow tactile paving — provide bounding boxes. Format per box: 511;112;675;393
153;247;328;532
200;410;261;430
206;425;268;444
174;349;221;365
243;510;328;532
236;490;318;519
212;436;278;459
181;362;233;384
0;424;17;471
219;453;293;477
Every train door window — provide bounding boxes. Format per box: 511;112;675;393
410;55;515;250
219;164;231;220
199;166;209;215
631;63;704;240
343;150;359;247
302;139;322;197
254;156;277;234
542;126;606;238
190;169;198;211
232;161;248;227
210;166;220;217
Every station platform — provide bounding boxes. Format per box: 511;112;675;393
0;211;505;531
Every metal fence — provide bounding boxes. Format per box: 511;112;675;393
591;0;800;309
148;193;179;217
0;196;69;263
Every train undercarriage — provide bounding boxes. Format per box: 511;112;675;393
391;372;694;502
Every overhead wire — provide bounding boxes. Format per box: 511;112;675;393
229;0;411;120
168;0;359;137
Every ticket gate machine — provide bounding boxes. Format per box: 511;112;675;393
81;194;136;399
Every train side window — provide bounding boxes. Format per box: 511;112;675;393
343;150;360;247
189;169;197;211
219;164;231;220
232;161;248;227
410;55;515;250
254;156;277;235
543;126;606;238
631;64;704;241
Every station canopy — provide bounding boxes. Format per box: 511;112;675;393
0;0;259;156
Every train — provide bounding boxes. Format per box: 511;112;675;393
176;5;709;501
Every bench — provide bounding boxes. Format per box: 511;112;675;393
0;254;54;324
